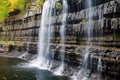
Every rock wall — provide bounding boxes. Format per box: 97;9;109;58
0;0;120;48
0;0;120;79
0;0;120;58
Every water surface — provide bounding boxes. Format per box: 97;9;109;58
0;57;69;80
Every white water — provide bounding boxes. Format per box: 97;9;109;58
28;0;55;70
83;48;90;69
72;0;93;80
54;0;68;75
97;5;103;73
98;5;104;46
97;5;103;74
72;1;105;80
71;69;88;80
18;52;28;59
83;0;93;70
98;56;102;73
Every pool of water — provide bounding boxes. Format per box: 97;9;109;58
0;57;69;80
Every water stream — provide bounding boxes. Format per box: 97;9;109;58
97;4;104;73
82;0;93;72
29;0;55;70
0;0;119;80
71;0;94;80
54;0;68;75
0;57;69;80
98;56;102;73
71;0;105;79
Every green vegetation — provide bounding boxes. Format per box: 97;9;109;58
35;0;45;8
0;0;29;20
0;0;10;20
0;23;2;28
0;0;46;20
81;19;86;24
55;0;62;10
0;41;23;46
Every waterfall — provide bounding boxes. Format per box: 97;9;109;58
97;4;103;74
98;5;104;46
71;0;93;79
54;0;68;75
98;56;102;73
83;0;93;70
71;0;105;80
29;0;55;70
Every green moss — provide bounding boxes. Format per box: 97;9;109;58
0;23;3;27
55;0;62;10
81;19;86;24
0;41;23;46
74;51;80;55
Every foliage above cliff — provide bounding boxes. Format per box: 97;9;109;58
35;0;45;8
0;0;29;20
0;0;10;20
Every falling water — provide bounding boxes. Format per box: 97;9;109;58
98;5;104;46
98;56;102;73
83;0;93;70
54;0;68;75
71;0;105;80
97;5;103;74
29;0;55;70
71;0;93;79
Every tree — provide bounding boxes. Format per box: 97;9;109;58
0;0;10;20
0;0;27;20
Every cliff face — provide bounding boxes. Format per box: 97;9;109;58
0;0;120;62
0;0;120;48
0;0;120;79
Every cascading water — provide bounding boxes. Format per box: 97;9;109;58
83;0;93;69
71;1;105;80
71;0;93;80
97;5;103;73
98;56;102;73
54;0;68;75
29;0;55;70
98;5;104;46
